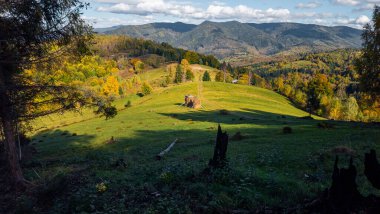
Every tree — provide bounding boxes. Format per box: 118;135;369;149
220;61;227;82
306;74;333;114
273;77;284;92
344;96;359;121
185;70;195;81
141;81;153;96
328;98;343;120
174;64;183;83
184;51;200;64
0;0;115;186
355;6;380;102
102;76;120;97
202;71;211;81
215;71;224;82
181;59;190;68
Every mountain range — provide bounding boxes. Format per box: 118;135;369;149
96;21;362;64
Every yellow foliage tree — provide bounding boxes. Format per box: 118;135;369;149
102;76;119;96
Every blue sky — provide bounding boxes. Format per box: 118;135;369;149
83;0;379;28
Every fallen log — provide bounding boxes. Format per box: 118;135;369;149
156;139;178;160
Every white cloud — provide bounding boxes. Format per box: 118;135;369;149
83;15;154;28
88;0;373;28
97;0;204;18
332;0;360;6
97;0;291;21
355;15;370;25
296;1;322;9
333;15;370;28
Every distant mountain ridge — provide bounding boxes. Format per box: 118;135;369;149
96;21;362;62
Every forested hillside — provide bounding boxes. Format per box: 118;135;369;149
228;50;379;121
97;21;362;64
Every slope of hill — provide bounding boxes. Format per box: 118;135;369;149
25;81;380;212
97;21;362;63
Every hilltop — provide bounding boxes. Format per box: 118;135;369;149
97;21;362;64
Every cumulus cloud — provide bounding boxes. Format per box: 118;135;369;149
333;15;370;28
97;0;290;21
89;0;373;29
331;0;360;6
296;1;322;9
355;15;370;25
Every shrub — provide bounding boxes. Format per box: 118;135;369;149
185;70;194;81
96;182;107;193
124;100;132;108
230;132;244;141
215;71;224;82
283;126;292;134
141;81;153;96
219;109;229;115
317;122;335;129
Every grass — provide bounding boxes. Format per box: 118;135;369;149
23;81;380;213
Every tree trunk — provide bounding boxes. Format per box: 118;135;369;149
0;68;25;186
1;117;24;185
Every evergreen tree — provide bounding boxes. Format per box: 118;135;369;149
355;6;380;102
175;65;183;83
185;70;195;81
203;71;211;81
0;0;116;186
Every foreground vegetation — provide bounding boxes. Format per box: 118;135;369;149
15;82;380;212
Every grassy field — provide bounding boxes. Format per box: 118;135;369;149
23;81;380;213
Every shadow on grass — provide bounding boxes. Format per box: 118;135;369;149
24;110;380;212
160;108;317;126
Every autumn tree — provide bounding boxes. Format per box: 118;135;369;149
355;6;380;102
0;0;116;186
343;96;359;121
306;73;333;115
184;51;200;64
141;81;153;96
215;71;224;82
103;76;120;97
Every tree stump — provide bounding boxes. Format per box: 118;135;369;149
209;124;229;168
364;149;380;190
327;157;362;211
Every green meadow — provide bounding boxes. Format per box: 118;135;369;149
25;80;380;212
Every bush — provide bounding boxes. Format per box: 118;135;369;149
219;109;229;115
124;100;132;108
160;75;171;87
185;70;194;81
141;81;153;96
215;71;224;82
317;122;335;129
283;126;292;134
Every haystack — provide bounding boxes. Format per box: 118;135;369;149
184;95;201;109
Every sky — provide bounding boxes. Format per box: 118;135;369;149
83;0;379;29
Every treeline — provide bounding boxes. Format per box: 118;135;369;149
23;35;223;102
92;35;220;68
229;50;379;122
